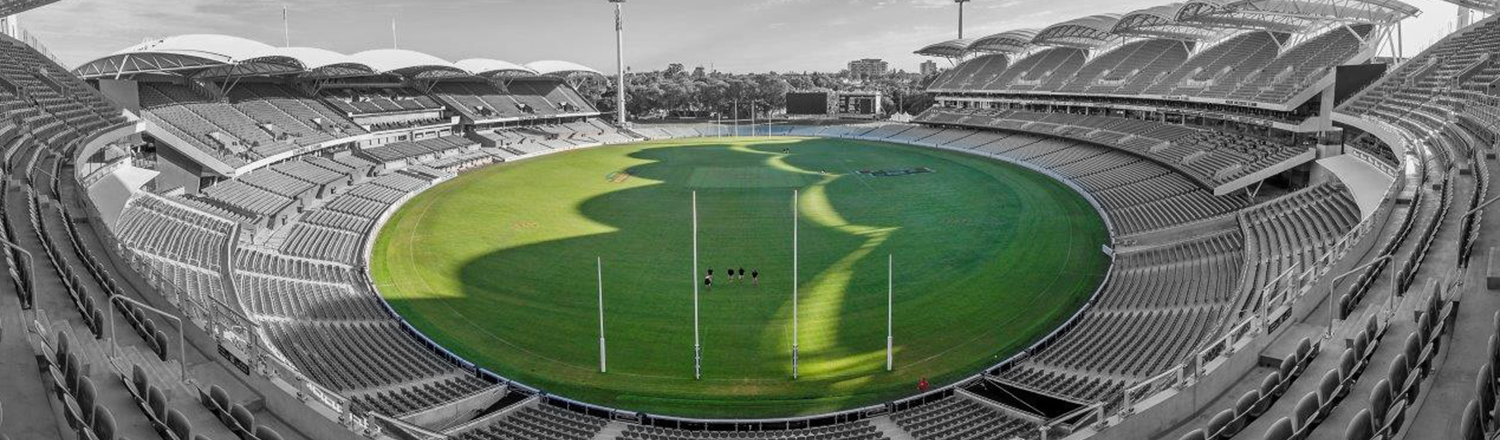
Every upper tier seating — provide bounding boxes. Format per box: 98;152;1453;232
1226;25;1372;103
140;82;365;166
917;107;1306;188
1149;32;1282;97
322;88;445;116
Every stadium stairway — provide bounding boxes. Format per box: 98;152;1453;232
0;273;64;439
866;415;917;440
35;150;316;439
1396;157;1500;438
1229;165;1457;439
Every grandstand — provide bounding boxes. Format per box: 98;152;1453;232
0;0;1497;439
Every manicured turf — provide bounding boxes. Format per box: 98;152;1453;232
369;137;1109;418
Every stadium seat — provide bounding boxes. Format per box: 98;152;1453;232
1345;409;1373;440
1263;417;1294;440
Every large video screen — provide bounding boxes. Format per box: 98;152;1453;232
786;92;830;115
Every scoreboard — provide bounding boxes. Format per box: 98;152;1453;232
784;90;884;118
786;92;831;115
836;92;881;117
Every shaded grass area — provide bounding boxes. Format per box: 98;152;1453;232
369;137;1109;418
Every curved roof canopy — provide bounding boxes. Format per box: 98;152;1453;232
74;34;599;81
1237;0;1418;24
1113;4;1227;41
1438;0;1497;10
1179;0;1415;31
75;34;277;78
1033;14;1123;49
969;29;1039;54
454;59;537;77
349;49;469;79
1176;0;1319;33
195;46;376;79
915;39;975;58
525;60;603;77
0;0;60;17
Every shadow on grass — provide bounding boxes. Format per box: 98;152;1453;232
374;137;1109;418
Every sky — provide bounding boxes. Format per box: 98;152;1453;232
17;0;1469;74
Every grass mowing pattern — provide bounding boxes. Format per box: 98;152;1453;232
369;137;1109;418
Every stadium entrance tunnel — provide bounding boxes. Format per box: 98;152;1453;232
967;377;1086;420
370;137;1111;418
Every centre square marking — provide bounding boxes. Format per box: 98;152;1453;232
604;170;633;183
855;167;935;178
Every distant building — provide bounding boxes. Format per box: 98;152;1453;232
847;58;889;78
920;60;939;76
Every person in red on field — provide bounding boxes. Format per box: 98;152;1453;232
917;377;930;392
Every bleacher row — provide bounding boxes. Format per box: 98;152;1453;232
930;25;1373;106
0;30;330;440
723;122;1253;236
139;78;597;170
916;107;1308;187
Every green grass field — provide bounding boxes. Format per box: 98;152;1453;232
368;137;1110;418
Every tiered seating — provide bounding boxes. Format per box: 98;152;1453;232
115;195;234;271
930;54;1009;90
322;88;444;116
1227;25;1372;103
350;376;492;417
114;195;234;307
1145;32;1281;97
919;107;1306;187
139;82;363;165
892;396;1038;440
1009;232;1242;386
195;179;297;228
357;135;478;167
277;171;436;263
453;404;610;440
1005;48;1087;92
1061;39;1183;95
1237;183;1361;310
263;320;458;391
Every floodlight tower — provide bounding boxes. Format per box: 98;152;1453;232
610;0;628;125
955;0;971;39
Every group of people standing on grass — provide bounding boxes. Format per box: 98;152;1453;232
703;267;758;290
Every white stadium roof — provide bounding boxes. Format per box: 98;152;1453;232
914;39;976;58
526;60;603;76
74;34;600;81
969;30;1040;54
0;0;60;16
454;59;537;77
350;49;470;79
916;0;1418;58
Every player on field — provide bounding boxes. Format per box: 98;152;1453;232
704;273;712;291
751;269;759;286
738;267;745;281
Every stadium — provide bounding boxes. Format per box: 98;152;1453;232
1;0;1499;439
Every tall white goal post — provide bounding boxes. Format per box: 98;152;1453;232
597;256;607;373
792;190;800;379
692;191;702;380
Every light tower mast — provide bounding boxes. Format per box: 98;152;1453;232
609;0;628;126
955;0;971;39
